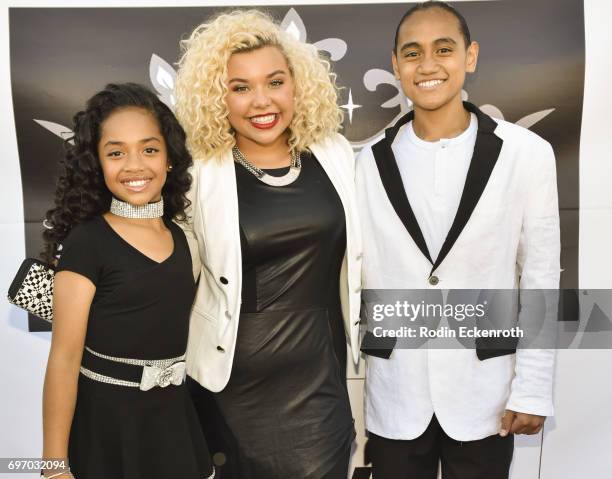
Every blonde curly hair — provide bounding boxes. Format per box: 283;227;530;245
175;9;343;160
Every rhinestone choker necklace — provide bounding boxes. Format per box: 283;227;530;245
232;146;301;187
109;197;164;219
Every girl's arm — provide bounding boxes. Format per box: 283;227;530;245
42;271;95;477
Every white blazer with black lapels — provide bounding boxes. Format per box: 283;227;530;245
356;102;560;441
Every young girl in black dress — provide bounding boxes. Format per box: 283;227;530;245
40;83;213;479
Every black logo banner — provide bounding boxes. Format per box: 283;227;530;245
9;1;584;331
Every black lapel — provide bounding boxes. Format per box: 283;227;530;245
372;111;433;264
430;102;503;273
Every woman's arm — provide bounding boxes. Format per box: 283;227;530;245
42;271;95;477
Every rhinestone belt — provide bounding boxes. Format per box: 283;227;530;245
80;347;187;390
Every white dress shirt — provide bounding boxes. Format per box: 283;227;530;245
394;113;477;262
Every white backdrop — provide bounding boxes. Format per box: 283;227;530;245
1;1;611;478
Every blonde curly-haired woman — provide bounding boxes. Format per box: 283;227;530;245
175;9;362;479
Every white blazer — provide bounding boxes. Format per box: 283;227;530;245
182;133;363;392
356;103;560;441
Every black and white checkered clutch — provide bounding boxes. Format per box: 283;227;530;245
7;258;55;322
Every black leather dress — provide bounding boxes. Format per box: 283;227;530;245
189;152;354;479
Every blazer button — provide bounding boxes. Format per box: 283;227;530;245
216;346;225;352
220;277;229;285
354;285;362;294
428;275;439;286
225;311;231;319
356;253;363;261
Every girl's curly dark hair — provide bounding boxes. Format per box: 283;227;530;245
42;83;193;263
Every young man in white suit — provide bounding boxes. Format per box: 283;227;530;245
356;2;560;478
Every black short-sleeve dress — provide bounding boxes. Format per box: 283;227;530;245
189;152;355;479
56;216;213;479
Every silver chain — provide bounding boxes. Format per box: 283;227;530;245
232;146;302;187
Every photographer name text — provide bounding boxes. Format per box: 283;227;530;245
371;326;524;339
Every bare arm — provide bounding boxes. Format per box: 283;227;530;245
42;271;95;476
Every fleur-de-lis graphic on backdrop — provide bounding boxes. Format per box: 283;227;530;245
478;104;556;129
149;53;177;110
34;15;554;152
34;53;177;146
280;8;365;125
150;7;353;110
357;66;555;147
32;119;74;145
280;8;347;61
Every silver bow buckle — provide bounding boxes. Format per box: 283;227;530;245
139;361;186;391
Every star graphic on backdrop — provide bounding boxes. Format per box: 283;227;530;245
341;89;362;124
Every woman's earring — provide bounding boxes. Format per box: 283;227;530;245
167;165;173;172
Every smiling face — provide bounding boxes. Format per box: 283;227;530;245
392;7;478;113
225;45;295;153
98;107;168;206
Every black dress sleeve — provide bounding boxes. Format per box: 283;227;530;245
55;220;101;285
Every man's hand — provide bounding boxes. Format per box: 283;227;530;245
499;409;545;437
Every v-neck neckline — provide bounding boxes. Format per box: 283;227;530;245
100;215;176;265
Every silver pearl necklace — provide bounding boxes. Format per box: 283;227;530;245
232;146;301;187
109;197;164;219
